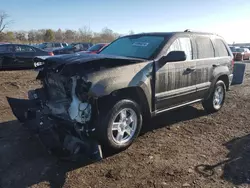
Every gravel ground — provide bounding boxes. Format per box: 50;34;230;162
0;63;250;188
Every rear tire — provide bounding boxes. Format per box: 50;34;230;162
202;80;226;113
97;99;143;151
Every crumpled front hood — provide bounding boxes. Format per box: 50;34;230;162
34;53;144;77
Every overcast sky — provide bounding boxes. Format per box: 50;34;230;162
2;0;250;43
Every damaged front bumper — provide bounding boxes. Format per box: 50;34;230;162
7;93;102;161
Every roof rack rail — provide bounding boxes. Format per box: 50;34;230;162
184;29;219;36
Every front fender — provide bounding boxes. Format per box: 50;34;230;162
89;77;129;97
88;62;153;111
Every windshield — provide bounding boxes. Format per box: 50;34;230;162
99;35;165;59
88;44;105;51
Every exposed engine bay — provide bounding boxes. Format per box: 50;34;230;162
41;72;92;124
7;65;101;161
7;53;145;161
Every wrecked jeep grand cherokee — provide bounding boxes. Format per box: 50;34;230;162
7;31;234;160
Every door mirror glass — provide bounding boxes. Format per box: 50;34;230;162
160;51;186;64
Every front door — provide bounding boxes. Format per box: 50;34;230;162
155;37;197;112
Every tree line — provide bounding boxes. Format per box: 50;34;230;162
0;27;126;44
0;11;134;44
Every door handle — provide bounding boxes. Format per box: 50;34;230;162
186;67;196;72
212;64;220;68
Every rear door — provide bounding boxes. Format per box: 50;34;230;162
194;36;230;98
155;36;198;111
193;36;215;98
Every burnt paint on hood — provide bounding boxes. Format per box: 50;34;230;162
35;53;145;77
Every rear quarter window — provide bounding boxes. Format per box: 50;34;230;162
214;39;229;57
195;36;215;59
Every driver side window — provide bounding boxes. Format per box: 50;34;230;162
166;37;193;60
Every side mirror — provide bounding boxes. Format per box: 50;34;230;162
160;51;186;64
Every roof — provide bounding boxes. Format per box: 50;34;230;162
1;43;33;46
121;31;219;38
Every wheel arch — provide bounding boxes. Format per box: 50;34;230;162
97;86;152;120
217;74;229;90
205;73;229;100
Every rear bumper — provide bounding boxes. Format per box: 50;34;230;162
229;74;234;86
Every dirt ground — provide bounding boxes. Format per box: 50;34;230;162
0;63;250;188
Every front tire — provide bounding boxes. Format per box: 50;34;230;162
202;80;226;113
97;99;142;151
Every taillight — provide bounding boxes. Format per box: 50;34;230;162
48;52;54;56
231;59;234;68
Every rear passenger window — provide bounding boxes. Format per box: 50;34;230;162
214;39;229;57
195;37;214;59
167;37;193;60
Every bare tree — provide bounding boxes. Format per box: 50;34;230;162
1;26;120;43
55;29;64;41
28;30;36;42
100;27;117;42
0;11;12;33
15;31;26;41
79;26;93;42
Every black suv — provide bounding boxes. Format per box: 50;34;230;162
8;31;234;159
